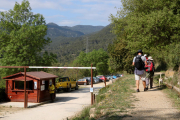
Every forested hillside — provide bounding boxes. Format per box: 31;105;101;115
46;23;85;39
61;25;104;34
44;24;116;65
46;23;104;39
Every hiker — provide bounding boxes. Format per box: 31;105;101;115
146;56;155;89
132;50;147;92
145;56;155;89
144;54;148;60
49;81;55;102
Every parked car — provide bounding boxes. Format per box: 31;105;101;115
106;75;113;80
56;77;78;92
93;77;100;84
112;75;117;79
83;77;95;84
96;75;107;82
77;79;89;85
96;76;102;82
116;74;123;77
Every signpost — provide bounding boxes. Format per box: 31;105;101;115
91;64;94;105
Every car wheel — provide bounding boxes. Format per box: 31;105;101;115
68;85;71;92
56;89;60;93
75;84;78;90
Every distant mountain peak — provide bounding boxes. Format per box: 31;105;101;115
47;22;59;26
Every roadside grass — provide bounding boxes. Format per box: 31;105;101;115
71;75;136;120
153;75;180;110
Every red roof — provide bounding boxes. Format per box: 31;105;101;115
3;71;58;80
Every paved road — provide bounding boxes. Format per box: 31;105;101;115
0;81;111;120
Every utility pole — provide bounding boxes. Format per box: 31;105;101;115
86;37;89;53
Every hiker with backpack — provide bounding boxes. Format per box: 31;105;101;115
144;54;148;60
132;50;147;92
145;56;155;89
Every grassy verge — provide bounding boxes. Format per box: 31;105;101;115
153;75;180;110
71;75;136;120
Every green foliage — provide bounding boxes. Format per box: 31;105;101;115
110;0;180;71
163;43;180;70
108;39;134;73
71;106;95;120
0;0;57;78
45;24;116;65
73;49;109;76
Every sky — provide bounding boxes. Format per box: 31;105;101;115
0;0;122;27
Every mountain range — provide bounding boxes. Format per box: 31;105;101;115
45;23;116;64
46;23;104;39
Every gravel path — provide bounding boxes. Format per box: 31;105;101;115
123;80;180;120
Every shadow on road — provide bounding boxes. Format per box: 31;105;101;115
146;85;168;92
55;97;78;103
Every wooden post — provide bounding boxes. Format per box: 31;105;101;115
93;94;95;104
24;67;27;108
91;64;93;105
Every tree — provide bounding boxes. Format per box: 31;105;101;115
108;38;134;73
73;49;109;76
0;0;57;77
110;0;180;71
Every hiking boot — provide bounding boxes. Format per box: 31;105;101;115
136;89;140;92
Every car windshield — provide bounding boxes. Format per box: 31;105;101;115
59;78;67;82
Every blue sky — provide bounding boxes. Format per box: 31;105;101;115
0;0;122;26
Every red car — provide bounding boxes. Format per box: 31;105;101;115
97;76;107;82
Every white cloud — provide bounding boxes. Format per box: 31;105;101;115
71;1;120;25
0;0;122;26
58;20;81;26
0;0;18;9
28;0;63;10
0;9;7;12
46;15;64;19
0;0;65;10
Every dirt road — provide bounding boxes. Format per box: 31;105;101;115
0;81;109;120
123;80;180;120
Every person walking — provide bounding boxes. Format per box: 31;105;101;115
132;50;147;92
144;54;148;60
148;56;155;88
49;81;55;102
145;56;155;89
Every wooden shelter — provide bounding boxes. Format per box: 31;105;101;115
4;71;58;103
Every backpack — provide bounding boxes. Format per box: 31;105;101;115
145;61;153;72
135;55;144;70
